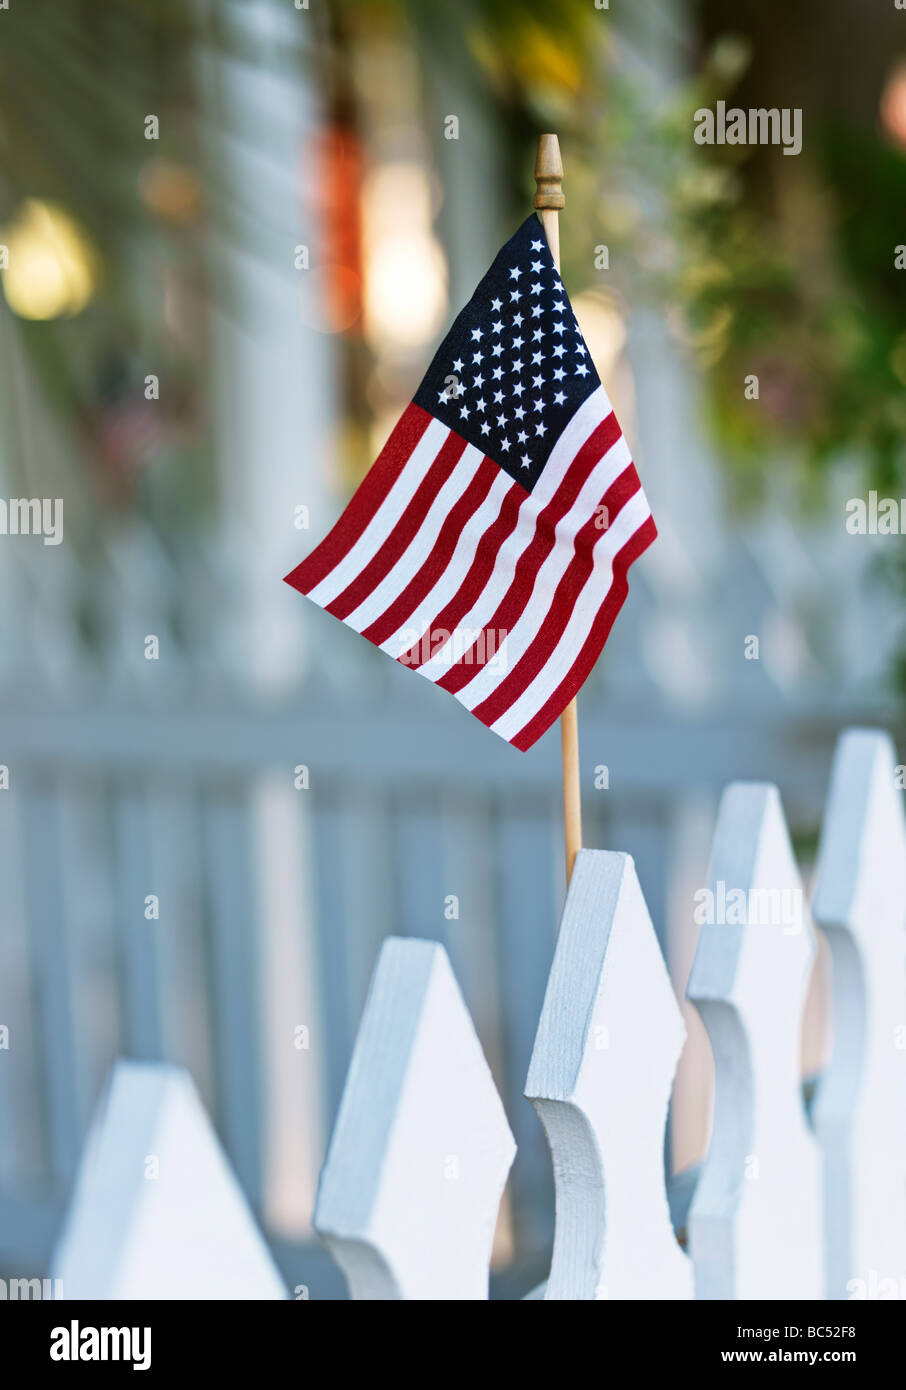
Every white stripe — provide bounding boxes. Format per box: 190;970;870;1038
419;421;632;686
377;465;514;657
342;444;485;633
485;490;652;740
413;390;613;680
455;459;639;710
394;389;611;664
306;417;451;607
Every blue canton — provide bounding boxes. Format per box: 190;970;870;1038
413;215;601;493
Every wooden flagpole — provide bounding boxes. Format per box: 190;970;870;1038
534;133;582;885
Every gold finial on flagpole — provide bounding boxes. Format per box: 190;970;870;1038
533;133;565;210
533;133;582;886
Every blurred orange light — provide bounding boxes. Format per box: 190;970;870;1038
306;126;364;335
139;159;202;226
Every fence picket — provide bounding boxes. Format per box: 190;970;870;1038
811;729;906;1300
51;1061;287;1299
687;783;823;1298
21;773;84;1182
314;937;515;1299
200;780;264;1208
6;725;903;1297
525;849;692;1299
112;780;164;1061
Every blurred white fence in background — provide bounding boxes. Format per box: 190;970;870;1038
36;727;906;1300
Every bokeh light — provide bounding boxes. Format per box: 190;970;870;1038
0;198;97;320
361;162;447;351
880;61;906;147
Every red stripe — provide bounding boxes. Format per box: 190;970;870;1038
283;403;432;596
470;465;643;727
361;454;499;647
326;430;468;621
508;514;657;751
436;412;622;695
396;479;526;668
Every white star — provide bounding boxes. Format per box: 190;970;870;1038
460;405;470;418
510;289;522;302
491;319;504;335
514;405;526;420
530;281;543;295
552;344;566;358
471;327;483;342
535;422;547;436
553;367;565;381
512;335;524;350
438;388;449;403
531;304;542;318
576;343;587;356
475;397;486;411
493;389;504;403
492;365;503;380
490;297;502;311
531;239;543;251
517;430;527;444
533;328;543;341
532;374;544;389
480;420;491;434
512;381;525;396
473;373;484;389
452;358;463;373
552;322;566;336
530;259;543;273
472;351;483;364
512;358;523;373
500;438;511;452
491;342;503;357
513;312;524;327
496;413;508;427
533;397;544;411
509;266;522;280
553;390;566;405
575;362;589;377
521;454;531;468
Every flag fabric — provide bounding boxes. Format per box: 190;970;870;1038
284;214;656;751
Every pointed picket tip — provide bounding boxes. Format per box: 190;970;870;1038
811;728;906;1299
525;849;692;1300
812;727;906;936
51;1061;287;1300
687;782;815;1011
686;782;823;1299
314;936;515;1300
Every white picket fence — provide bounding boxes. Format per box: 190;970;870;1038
49;727;906;1300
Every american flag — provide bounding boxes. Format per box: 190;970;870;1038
285;214;656;751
